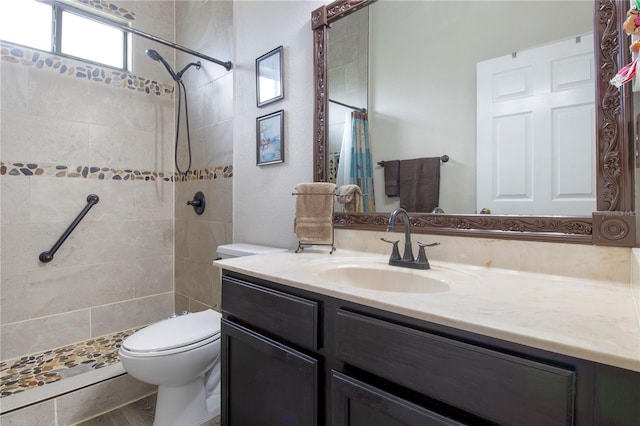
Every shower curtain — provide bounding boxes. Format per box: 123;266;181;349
336;111;375;212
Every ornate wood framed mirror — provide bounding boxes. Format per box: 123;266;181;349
312;0;636;246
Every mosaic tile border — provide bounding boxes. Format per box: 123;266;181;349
76;0;136;21
1;43;174;98
0;327;141;398
0;161;233;182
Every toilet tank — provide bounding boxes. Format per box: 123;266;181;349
216;243;287;259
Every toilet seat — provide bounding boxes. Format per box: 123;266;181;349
120;333;220;357
122;309;222;357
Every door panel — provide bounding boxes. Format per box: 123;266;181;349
477;33;594;215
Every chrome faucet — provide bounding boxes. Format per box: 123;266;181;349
382;208;439;269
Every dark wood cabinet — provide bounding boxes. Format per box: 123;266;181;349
335;309;575;426
594;363;640;425
222;276;319;350
331;370;464;426
221;319;319;426
221;271;640;426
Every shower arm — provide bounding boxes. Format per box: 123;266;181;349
36;0;233;71
177;62;201;80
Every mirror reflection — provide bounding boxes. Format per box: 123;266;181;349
327;1;593;216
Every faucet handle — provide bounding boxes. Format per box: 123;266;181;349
380;238;401;261
416;242;439;266
417;242;440;248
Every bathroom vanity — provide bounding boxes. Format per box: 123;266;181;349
216;251;640;425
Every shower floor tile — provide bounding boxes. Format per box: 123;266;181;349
0;328;140;398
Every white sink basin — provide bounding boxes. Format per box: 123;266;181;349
315;265;449;293
309;257;475;294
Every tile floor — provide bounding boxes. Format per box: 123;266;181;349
77;394;221;426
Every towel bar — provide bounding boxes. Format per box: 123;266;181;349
292;192;368;197
292;192;337;196
378;155;449;167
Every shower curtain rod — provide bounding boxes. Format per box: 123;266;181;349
37;0;233;71
329;99;366;113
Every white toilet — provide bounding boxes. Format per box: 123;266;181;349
119;309;222;426
119;243;286;426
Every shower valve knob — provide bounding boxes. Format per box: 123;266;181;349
187;191;206;215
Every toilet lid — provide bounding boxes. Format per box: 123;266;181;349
122;309;222;353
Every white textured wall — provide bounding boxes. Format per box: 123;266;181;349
233;1;324;250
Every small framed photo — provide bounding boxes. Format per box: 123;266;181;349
256;110;284;166
256;46;284;107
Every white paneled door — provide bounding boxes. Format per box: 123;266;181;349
476;33;595;215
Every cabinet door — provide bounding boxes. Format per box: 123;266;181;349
332;371;464;426
221;319;318;426
595;363;640;425
335;309;575;426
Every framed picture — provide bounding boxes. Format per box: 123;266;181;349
256;46;284;107
257;110;284;166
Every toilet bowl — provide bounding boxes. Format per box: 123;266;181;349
119;309;222;426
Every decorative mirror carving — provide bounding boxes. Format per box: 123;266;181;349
312;0;636;246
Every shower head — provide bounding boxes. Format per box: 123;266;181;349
145;48;162;61
145;49;178;82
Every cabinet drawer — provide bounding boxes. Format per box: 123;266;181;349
332;370;464;426
222;276;319;350
335;310;575;426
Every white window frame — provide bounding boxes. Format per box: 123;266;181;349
52;4;129;70
1;1;129;70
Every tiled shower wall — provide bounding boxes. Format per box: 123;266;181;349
0;1;179;360
174;1;233;313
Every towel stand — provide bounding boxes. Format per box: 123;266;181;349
291;192;337;196
292;191;336;254
378;155;449;167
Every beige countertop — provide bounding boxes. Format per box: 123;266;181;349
214;249;640;372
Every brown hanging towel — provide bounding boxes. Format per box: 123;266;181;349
383;160;400;197
398;157;440;212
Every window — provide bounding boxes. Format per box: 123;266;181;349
0;0;128;70
59;10;126;68
0;1;52;51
